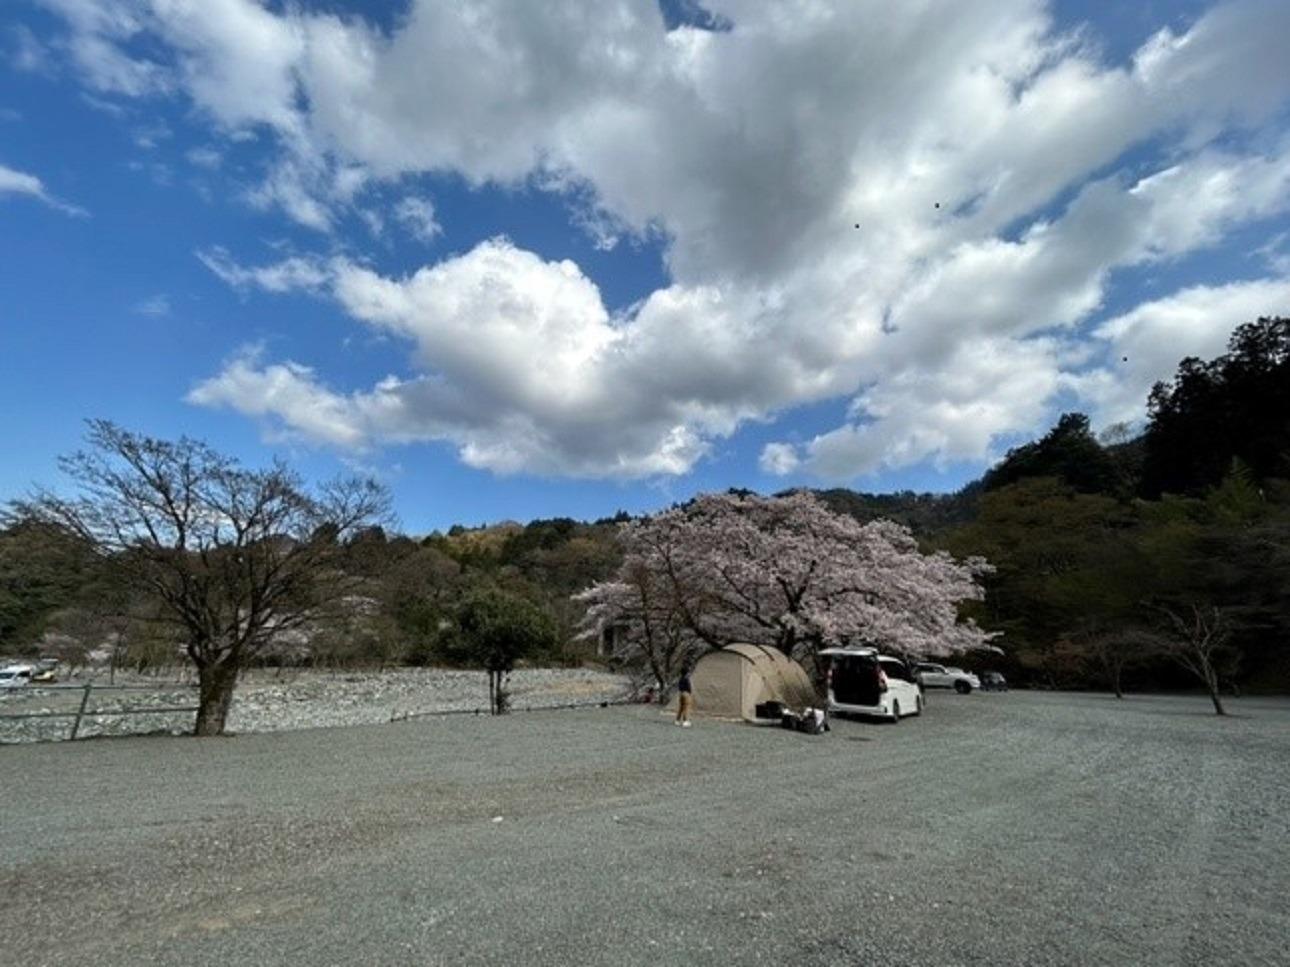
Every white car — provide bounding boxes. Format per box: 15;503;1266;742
0;665;33;689
914;662;980;694
821;648;922;721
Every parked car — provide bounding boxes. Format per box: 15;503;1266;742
821;648;922;721
979;671;1008;691
0;665;33;688
914;662;980;694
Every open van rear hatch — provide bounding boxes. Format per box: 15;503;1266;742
820;648;885;706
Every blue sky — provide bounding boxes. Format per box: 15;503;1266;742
2;0;1289;533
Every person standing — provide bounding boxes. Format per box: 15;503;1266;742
675;664;694;727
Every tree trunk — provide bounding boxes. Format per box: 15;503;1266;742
195;662;240;736
1200;662;1226;716
1208;684;1227;716
1112;665;1123;700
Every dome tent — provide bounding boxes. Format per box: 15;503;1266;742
686;644;818;721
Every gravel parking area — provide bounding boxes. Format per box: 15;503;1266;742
3;691;1288;966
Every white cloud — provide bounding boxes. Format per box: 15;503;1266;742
194;239;706;476
791;338;1073;479
9;24;53;74
38;0;170;96
0;165;46;197
244;158;333;231
393;195;441;243
187;350;373;449
196;247;329;293
38;0;1290;478
132;122;170;149
0;162;88;217
185;146;221;169
759;442;800;476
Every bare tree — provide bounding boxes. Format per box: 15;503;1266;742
1151;603;1234;716
8;421;390;735
1061;623;1158;699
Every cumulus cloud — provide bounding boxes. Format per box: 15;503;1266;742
0;162;88;216
193;239;716;476
38;0;1290;478
777;338;1075;479
187;350;374;450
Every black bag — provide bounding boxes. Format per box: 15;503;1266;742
756;700;785;719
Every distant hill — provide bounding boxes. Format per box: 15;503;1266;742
811;485;982;535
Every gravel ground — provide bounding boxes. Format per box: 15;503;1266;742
0;667;634;742
3;690;1288;966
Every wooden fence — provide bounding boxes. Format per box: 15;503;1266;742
0;682;199;739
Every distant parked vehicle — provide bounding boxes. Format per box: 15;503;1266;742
0;665;33;688
914;662;980;694
822;648;922;721
979;671;1008;691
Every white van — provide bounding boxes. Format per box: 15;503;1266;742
820;648;922;721
0;665;33;688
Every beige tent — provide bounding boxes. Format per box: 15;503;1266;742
687;644;818;721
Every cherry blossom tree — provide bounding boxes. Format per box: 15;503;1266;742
577;491;994;688
575;558;703;700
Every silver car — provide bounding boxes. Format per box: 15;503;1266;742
914;662;980;694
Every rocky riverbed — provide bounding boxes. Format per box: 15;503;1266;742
0;666;634;742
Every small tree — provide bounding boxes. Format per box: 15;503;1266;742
8;421;390;735
1150;603;1235;716
450;590;557;714
1066;626;1158;699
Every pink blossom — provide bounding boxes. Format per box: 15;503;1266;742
577;491;995;678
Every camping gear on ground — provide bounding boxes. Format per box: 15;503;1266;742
798;707;829;734
686;644;817;722
779;706;829;735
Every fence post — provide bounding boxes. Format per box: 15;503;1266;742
68;682;93;741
